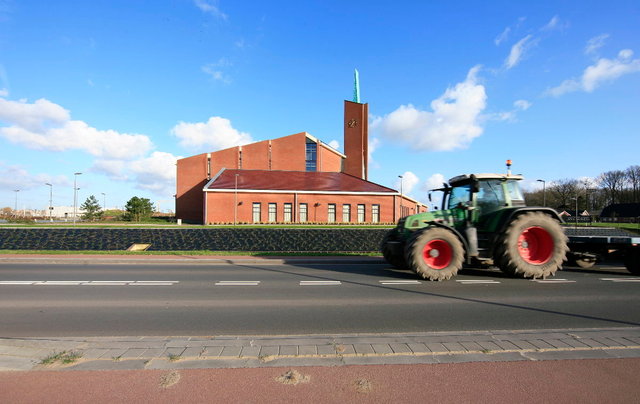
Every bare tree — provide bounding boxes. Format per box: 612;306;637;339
626;165;640;203
549;179;579;209
599;170;626;205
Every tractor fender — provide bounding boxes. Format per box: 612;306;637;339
495;207;564;234
424;221;473;264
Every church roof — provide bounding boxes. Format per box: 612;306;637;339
204;169;398;195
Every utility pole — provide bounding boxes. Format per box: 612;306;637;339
73;172;82;225
45;183;53;221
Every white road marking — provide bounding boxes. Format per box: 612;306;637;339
531;279;576;283
379;280;422;285
299;281;342;286
34;281;86;285
600;278;640;283
215;281;261;286
130;282;177;286
456;280;501;284
0;281;36;285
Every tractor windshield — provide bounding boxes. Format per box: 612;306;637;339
476;180;505;216
447;184;471;209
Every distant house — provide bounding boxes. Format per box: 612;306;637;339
600;203;640;222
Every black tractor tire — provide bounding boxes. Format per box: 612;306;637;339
623;249;640;275
494;212;568;279
405;227;464;281
381;229;406;269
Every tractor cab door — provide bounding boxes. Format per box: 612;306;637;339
474;180;506;221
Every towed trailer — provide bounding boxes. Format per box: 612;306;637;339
565;227;640;274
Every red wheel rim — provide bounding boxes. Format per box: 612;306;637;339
518;226;554;264
422;239;453;269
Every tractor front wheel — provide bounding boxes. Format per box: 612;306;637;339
381;229;406;269
405;227;464;281
495;212;568;279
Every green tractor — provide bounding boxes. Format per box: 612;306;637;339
382;171;568;281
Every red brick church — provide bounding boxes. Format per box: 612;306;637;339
176;99;425;224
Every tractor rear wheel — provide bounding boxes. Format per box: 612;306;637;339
624;249;640;275
381;229;406;269
494;212;568;279
405;227;464;281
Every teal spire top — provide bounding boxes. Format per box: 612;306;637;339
353;69;361;103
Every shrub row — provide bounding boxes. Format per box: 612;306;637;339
0;228;391;252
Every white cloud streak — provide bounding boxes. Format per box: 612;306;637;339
371;66;486;152
505;35;536;69
585;34;609;56
172;116;253;151
547;49;640;96
194;0;227;20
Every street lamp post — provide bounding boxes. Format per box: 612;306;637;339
234;174;239;226
398;175;404;218
13;190;19;216
101;192;106;211
573;196;579;229
45;183;53;221
536;179;546;207
73;172;82;225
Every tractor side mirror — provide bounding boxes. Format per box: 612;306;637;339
470;175;480;193
428;192;432;202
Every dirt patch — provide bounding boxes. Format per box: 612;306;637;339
354;378;373;393
159;371;181;389
275;369;310;385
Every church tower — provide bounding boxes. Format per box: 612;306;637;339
343;70;368;180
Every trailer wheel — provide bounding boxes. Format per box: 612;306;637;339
624;249;640;275
381;229;406;269
405;227;464;281
567;253;597;269
495;212;568;279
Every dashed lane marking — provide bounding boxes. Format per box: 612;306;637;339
456;280;501;284
600;278;640;283
531;279;576;284
215;281;261;286
379;280;422;285
0;281;179;286
299;281;342;286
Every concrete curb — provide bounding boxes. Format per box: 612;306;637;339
2;327;639;371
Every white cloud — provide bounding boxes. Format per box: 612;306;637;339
371;66;486;151
494;27;511;46
395;171;420;195
172;116;253;151
505;35;535;69
0;88;8;97
0;97;152;159
129;151;180;194
194;0;227;20
328;140;340;150
514;99;532;110
541;15;565;32
0;161;68;193
585;34;609;56
547;49;640;96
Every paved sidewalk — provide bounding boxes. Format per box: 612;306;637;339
2;327;639;372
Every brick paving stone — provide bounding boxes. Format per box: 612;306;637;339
335;344;355;355
407;343;429;353
544;339;574;349
201;346;224;357
104;348;129;360
492;340;520;350
77;349;109;359
279;345;298;356
121;349;147;359
297;345;317;356
371;344;393;354
353;344;375;355
443;342;466;352
239;346;260;358
317;345;337;355
138;348;164;359
389;343;412;354
460;342;484;352
626;336;640;345
606;337;636;347
477;341;503;352
508;340;538;350
559;339;590;348
259;346;279;357
181;347;205;358
577;338;607;348
425;343;448;353
219;346;241;357
527;340;556;350
163;347;186;358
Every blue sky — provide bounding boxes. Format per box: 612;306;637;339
1;0;639;212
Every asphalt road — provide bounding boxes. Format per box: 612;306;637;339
0;261;639;337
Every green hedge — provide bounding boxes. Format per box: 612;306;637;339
0;228;391;252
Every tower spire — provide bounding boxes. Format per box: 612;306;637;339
353;69;361;103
